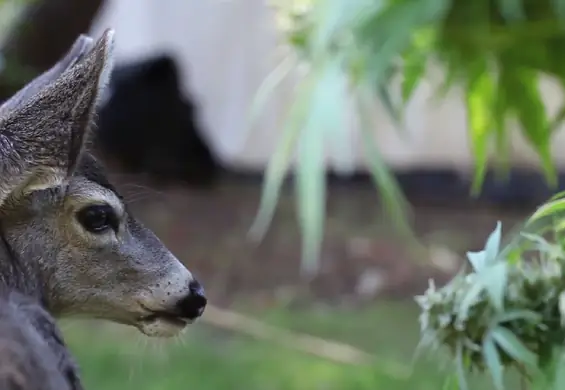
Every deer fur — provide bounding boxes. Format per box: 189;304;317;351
0;288;82;390
0;29;207;387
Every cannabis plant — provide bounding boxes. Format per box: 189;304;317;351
417;193;565;389
253;0;565;274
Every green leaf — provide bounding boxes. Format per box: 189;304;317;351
483;335;505;390
248;74;315;242
296;125;324;273
520;233;563;259
484;221;502;263
493;310;541;325
309;0;373;55
506;68;556;187
466;222;502;272
356;85;412;237
492;67;511;177
356;0;449;88
559;292;565;326
520;232;552;249
550;352;565;390
467;250;487;271
554;218;565;234
550;102;565;133
269;0;565;279
458;278;485;321
496;0;525;21
295;59;348;275
248;55;296;134
491;326;538;368
441;374;458;390
550;191;565;202
377;82;404;130
455;341;469;390
460;261;507;317
465;61;496;195
482;262;508;312
323;56;354;174
529;198;565;223
401;50;426;103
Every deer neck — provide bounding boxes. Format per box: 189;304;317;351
0;231;45;306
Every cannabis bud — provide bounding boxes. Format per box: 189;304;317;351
416;218;565;389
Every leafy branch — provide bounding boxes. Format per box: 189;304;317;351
251;0;565;274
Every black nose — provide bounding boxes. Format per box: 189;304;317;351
176;280;207;320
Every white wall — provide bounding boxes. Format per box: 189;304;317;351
90;0;565;174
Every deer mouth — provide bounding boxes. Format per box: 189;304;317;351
141;312;191;327
135;306;195;337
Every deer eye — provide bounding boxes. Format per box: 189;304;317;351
76;204;118;233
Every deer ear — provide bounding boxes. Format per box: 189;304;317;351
0;34;94;116
0;29;114;206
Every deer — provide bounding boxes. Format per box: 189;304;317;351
0;28;207;388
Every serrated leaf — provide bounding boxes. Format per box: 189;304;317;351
551;103;565;133
325;57;354;175
550;191;565;202
483;335;505;390
493;310;541;325
520;232;552;248
520;233;562;259
401;50;426;103
459;279;485;321
248;73;316;242
357;0;449;88
506;68;556;187
482;262;508;312
377;82;404;130
296;61;346;275
435;61;459;101
467;250;487;272
465;61;496;195
484;221;502;263
529;198;565;223
296;144;324;274
309;0;345;46
309;0;372;55
492;66;511;176
491;326;538;368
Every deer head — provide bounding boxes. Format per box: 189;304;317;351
0;29;207;338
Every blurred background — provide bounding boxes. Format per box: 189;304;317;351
0;0;561;389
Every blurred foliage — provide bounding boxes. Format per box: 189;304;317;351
0;0;26;33
0;0;32;84
251;0;565;275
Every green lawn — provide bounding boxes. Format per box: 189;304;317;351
62;301;490;390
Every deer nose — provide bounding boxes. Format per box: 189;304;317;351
176;279;207;320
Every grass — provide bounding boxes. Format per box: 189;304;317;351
62;300;492;390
